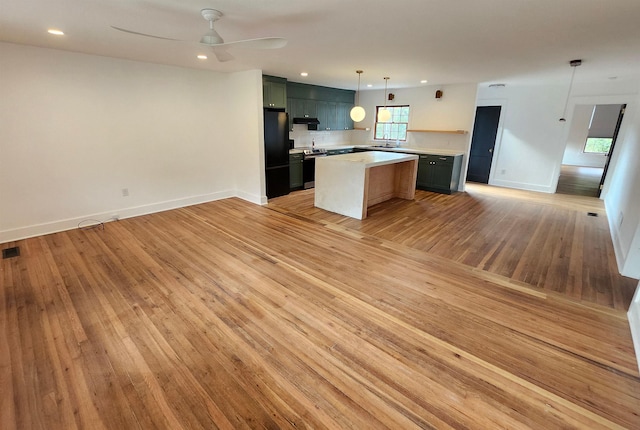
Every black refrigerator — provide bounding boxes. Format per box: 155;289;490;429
264;108;290;198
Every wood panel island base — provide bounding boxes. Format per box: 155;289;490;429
315;151;419;219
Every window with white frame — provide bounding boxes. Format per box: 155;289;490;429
374;105;410;141
584;137;613;154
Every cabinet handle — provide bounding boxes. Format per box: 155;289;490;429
439;157;447;160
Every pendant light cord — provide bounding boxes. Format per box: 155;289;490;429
383;77;389;108
355;70;362;106
561;66;576;119
560;60;581;121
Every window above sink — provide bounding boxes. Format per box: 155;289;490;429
375;105;410;142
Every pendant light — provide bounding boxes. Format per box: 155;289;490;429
559;59;582;122
377;77;391;122
350;70;366;122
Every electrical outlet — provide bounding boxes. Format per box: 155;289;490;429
122;188;129;197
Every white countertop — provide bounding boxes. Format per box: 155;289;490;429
317;150;418;168
364;146;464;156
291;145;463;157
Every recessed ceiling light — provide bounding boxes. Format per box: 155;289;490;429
300;72;308;77
197;54;208;60
420;80;428;84
47;29;64;36
366;84;372;87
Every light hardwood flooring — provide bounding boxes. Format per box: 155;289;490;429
1;188;639;429
269;183;637;311
556;164;604;197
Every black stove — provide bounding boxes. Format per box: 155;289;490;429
302;148;328;159
301;148;327;189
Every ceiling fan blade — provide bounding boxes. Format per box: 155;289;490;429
220;37;288;50
111;26;181;41
212;47;234;62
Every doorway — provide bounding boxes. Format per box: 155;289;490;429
467;106;501;183
557;104;625;197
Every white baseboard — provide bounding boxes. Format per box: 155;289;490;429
604;198;628;275
235;190;264;205
627;282;640;374
489;178;554;193
0;190;235;244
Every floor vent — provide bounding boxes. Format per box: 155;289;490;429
2;246;20;259
587;212;598;217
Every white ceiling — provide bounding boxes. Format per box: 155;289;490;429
2;0;640;91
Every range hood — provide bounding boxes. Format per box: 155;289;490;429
293;117;320;125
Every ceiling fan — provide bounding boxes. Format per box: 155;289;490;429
112;8;287;62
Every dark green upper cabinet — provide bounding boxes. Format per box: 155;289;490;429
317;101;337;131
286;81;355;131
288;98;318;130
263;76;287;109
336;102;354;131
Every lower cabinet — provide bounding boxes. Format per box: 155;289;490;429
417;154;462;194
289;152;303;190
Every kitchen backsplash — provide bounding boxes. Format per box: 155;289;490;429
289;125;354;148
289;124;469;152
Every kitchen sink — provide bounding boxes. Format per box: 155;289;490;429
370;145;402;150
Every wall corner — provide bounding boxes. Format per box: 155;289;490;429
627;281;640;374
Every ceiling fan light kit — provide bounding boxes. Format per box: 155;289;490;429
350;70;366;122
200;9;224;45
111;7;287;63
200;31;224;45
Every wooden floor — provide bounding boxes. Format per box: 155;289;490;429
270;183;637;311
1;189;639;429
556;164;604;197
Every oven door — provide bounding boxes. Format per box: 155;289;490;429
302;154;326;189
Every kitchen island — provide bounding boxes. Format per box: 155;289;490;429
315;151;419;219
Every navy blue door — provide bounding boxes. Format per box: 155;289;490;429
467;106;501;184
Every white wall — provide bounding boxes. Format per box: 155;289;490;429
561;104;608;168
353;83;477;151
0;42;263;243
476;79;640;193
227;70;268;204
476;84;570;192
602;92;640;279
628;281;640;373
